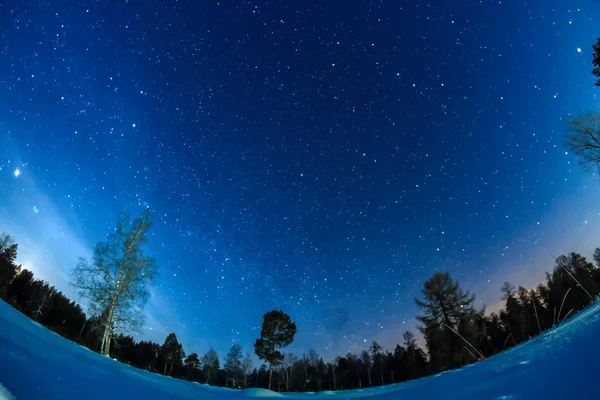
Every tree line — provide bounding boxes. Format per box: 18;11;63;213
2;221;600;391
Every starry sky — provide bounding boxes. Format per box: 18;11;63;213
2;0;600;362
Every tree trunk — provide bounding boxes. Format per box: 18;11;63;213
101;290;119;356
268;362;273;390
332;366;336;390
100;329;106;354
78;319;87;339
164;362;168;375
169;361;174;376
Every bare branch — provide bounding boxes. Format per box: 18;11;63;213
565;112;600;172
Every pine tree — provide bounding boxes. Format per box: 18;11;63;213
594;248;600;268
254;310;297;390
415;271;481;371
160;333;185;375
184;353;201;369
369;341;384;385
184;353;201;381
0;233;19;296
6;268;34;308
593;37;600;86
360;349;372;386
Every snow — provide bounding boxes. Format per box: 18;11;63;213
0;383;15;400
1;299;600;399
242;388;283;397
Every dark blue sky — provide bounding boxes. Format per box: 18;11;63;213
1;0;600;361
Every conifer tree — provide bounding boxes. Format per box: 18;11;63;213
415;271;482;371
254;310;297;390
160;333;185;376
0;233;19;296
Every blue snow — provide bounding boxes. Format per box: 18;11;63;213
1;299;600;399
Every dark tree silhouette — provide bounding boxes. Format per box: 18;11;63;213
202;347;220;384
184;352;201;381
225;343;243;387
254;310;297;390
2;229;600;393
415;271;483;371
160;333;185;376
564;112;600;173
0;233;19;296
593;36;600;86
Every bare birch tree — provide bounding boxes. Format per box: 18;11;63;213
28;281;56;321
241;353;253;388
71;209;157;356
281;353;298;392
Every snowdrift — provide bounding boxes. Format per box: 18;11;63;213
1;299;600;399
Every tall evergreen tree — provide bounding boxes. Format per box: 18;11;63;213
593;36;600;86
400;331;426;379
160;333;185;376
254;310;297;390
70;209;157;356
6;268;34;308
360;349;372;386
0;233;19;296
133;341;160;371
369;341;384;385
415;271;482;371
184;353;201;381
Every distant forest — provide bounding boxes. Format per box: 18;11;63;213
1;231;599;391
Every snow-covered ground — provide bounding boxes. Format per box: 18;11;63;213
1;299;599;399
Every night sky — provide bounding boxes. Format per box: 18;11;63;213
2;0;600;361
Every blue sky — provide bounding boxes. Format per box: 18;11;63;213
2;0;600;362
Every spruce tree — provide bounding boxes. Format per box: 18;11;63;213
160;333;185;375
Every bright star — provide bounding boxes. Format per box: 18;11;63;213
577;48;582;53
14;168;20;177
